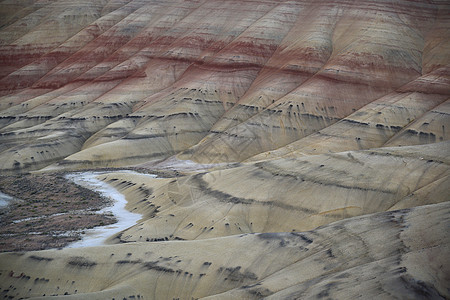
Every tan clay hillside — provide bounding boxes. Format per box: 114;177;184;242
1;202;449;299
0;0;449;299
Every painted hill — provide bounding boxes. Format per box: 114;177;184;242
0;0;449;299
1;201;449;299
0;0;448;172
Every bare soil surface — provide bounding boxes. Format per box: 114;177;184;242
0;173;116;252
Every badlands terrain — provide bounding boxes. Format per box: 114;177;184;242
0;0;449;299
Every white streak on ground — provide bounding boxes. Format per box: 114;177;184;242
0;191;14;208
142;156;230;172
65;171;157;248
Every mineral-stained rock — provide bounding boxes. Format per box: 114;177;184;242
384;99;450;147
246;71;450;161
0;0;448;172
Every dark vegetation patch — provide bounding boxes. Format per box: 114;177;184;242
400;275;444;298
241;283;272;297
67;256;97;268
257;232;291;247
142;261;175;273
218;266;258;282
28;255;54;262
291;232;313;244
326;248;335;258
116;259;143;265
247;287;272;298
0;173;116;252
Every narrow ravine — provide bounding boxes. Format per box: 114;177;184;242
65;171;156;248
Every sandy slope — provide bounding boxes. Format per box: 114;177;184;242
89;142;449;244
0;201;448;299
2;141;449;298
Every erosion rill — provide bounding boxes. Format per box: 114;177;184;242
0;0;449;299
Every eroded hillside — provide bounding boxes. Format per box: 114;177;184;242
0;0;449;299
